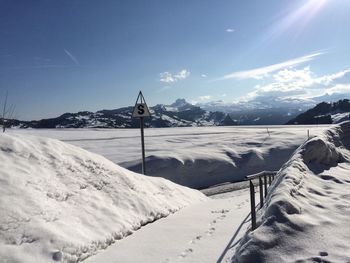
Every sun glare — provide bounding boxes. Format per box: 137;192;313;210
260;0;328;44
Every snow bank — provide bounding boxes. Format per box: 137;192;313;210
0;134;206;263
234;121;350;262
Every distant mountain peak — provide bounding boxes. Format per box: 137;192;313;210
170;98;191;108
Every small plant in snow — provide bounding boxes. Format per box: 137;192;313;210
1;91;16;133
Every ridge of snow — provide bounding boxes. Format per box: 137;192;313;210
0;134;206;263
234;121;350;262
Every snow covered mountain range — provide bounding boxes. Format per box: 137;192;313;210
6;96;350;128
12;99;237;129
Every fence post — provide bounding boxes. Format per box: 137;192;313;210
249;180;256;230
259;176;264;208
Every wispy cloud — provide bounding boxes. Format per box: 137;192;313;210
201;74;207;78
226;28;235;33
159;69;190;83
64;49;80;66
220;52;323;80
0;65;77;70
157;86;172;92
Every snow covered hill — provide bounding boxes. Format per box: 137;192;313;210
234;121;350;262
287;99;350;125
0;134;206;263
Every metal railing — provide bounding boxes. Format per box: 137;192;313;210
246;170;278;230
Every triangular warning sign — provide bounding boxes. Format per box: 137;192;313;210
132;91;151;118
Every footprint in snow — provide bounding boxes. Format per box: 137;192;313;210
189;235;202;244
319;251;328;257
179;248;194;258
211;209;230;214
206;227;216;236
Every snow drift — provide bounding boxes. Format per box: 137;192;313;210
234;121;350;262
0;134;206;263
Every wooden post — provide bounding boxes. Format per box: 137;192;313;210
264;175;267;197
259;176;264;209
249;180;256;230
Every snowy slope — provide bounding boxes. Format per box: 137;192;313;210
287;99;350;125
234;121;350;262
0;134;206;263
331;112;350;123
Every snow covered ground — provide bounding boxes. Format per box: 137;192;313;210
234;121;350;262
4;124;348;263
0;133;206;263
10;125;329;189
85;189;251;263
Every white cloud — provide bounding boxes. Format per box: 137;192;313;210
159;72;175;83
220;52;323;80
226;28;235;33
159;69;190;83
174;69;190;80
201;74;207;78
315;68;350;85
325;84;350;95
244;66;350;101
199;95;212;101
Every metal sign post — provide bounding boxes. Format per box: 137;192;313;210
132;91;151;175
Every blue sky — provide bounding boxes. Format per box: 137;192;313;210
1;0;350;120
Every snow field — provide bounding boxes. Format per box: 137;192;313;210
10;125;329;189
234;121;350;262
0;133;206;263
